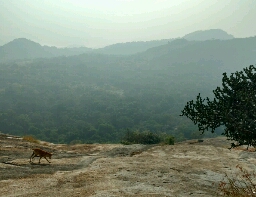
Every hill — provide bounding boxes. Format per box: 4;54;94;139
183;29;234;41
0;133;254;196
0;38;52;61
0;38;93;62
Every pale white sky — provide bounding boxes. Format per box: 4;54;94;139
0;0;255;48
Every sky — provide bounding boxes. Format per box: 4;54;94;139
1;0;256;48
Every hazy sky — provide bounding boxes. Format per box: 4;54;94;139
1;0;256;48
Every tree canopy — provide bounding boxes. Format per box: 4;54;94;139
181;65;256;148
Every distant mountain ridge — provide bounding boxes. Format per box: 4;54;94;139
183;29;234;41
0;29;235;62
0;38;175;62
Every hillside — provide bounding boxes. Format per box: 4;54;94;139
139;36;256;70
0;36;256;144
0;133;255;196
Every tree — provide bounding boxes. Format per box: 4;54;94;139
181;65;256;148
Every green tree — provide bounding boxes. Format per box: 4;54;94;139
181;65;256;148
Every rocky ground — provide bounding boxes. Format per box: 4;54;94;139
0;132;256;197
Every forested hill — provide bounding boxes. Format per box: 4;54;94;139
138;36;256;72
0;36;255;144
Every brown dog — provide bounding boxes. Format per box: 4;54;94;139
30;148;52;164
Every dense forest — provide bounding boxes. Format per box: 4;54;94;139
0;55;222;143
1;35;255;144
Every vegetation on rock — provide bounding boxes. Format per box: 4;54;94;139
217;165;256;197
121;129;174;145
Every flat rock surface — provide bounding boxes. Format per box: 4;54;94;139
0;133;255;197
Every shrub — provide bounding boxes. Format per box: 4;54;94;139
23;135;39;143
165;136;175;145
121;130;174;145
69;140;83;145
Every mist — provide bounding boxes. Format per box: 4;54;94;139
1;0;256;48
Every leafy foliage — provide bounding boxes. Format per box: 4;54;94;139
181;65;256;148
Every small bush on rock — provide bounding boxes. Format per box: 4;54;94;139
121;129;174;145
